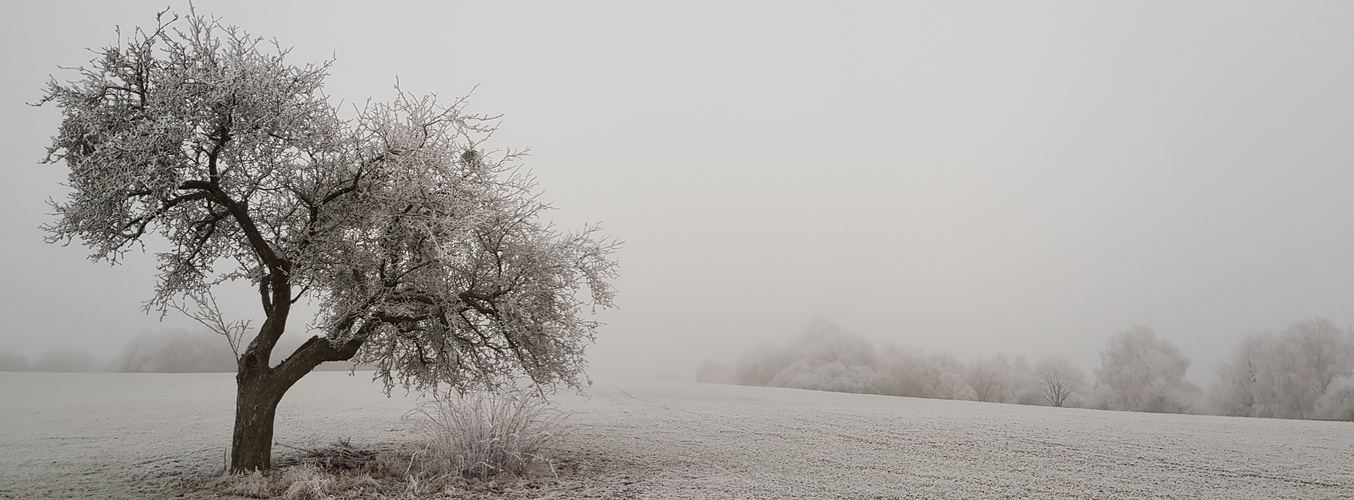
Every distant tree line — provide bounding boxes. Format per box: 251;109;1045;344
697;318;1354;421
0;331;366;373
0;346;101;373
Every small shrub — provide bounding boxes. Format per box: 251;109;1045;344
278;465;341;500
408;389;565;480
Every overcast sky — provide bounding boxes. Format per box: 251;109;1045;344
3;1;1353;381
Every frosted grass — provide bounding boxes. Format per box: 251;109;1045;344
1;373;1350;499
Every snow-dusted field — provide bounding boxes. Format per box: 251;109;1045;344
1;372;1351;499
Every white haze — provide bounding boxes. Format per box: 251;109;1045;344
2;2;1353;383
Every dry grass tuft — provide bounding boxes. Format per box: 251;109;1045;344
220;443;383;499
214;394;569;498
406;389;566;480
224;470;271;498
278;465;331;500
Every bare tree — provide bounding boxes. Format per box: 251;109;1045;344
1034;356;1085;407
965;354;1014;403
40;11;617;471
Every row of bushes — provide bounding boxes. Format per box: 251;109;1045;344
697;319;1354;420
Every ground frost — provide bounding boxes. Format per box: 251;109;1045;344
1;373;1351;499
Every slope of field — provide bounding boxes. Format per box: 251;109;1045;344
556;381;1354;499
0;372;1350;499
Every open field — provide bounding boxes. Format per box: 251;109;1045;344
1;372;1351;499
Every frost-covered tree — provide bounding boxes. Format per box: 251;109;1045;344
876;347;971;400
40;11;617;471
1033;356;1086;408
1315;375;1354;421
1210;319;1353;419
1093;327;1199;413
965;354;1015;403
1210;332;1271;417
733;321;879;393
1270;318;1351;417
1008;356;1047;406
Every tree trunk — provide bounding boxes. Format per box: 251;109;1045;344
227;333;366;472
230;372;285;472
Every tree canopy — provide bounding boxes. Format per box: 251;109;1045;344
1211;318;1354;419
41;10;617;470
1094;326;1199;413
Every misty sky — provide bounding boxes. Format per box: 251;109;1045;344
3;1;1353;382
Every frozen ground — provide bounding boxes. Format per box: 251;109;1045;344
0;372;1351;499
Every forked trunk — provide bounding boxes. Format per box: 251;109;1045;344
230;373;285;472
227;332;365;472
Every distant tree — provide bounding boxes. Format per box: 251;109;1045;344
1210;332;1275;417
916;353;973;400
41;11;617;471
965;354;1014;403
731;343;793;387
1008;356;1046;406
1268;318;1351;418
1093;327;1199;413
0;349;32;372
872;346;929;397
773;361;878;393
733;321;879;394
1315;375;1354;421
1210;318;1353;419
876;347;971;400
1033;356;1086;408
